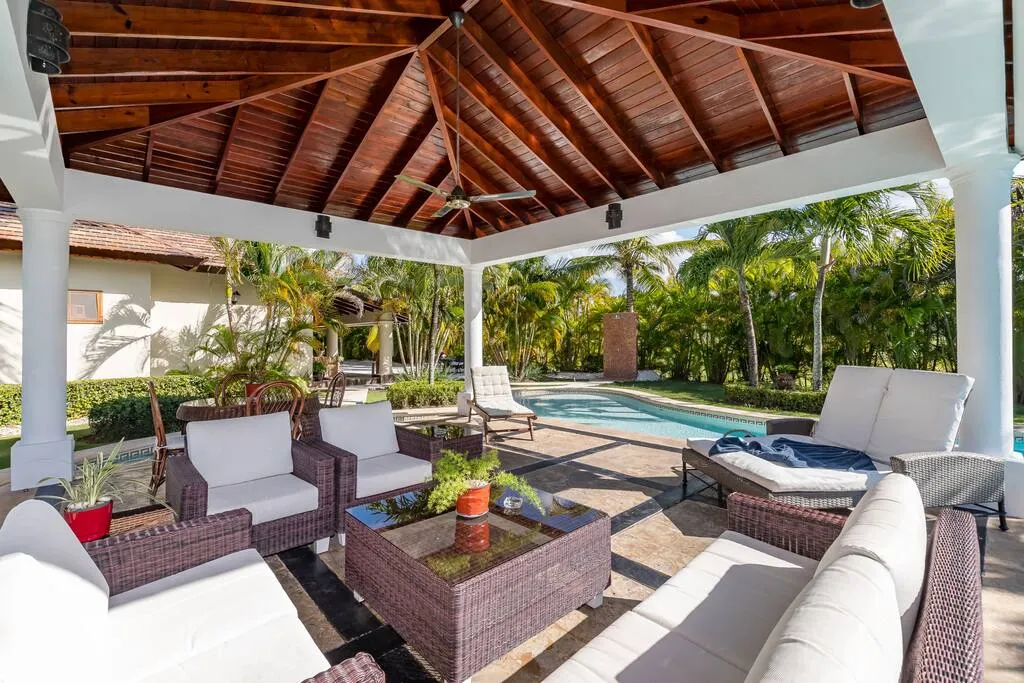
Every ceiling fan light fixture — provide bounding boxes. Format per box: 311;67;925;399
849;0;883;8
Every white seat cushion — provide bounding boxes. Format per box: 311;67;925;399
158;432;185;451
866;369;974;463
545;532;818;683
744;554;903;683
815;365;893;451
107;549;301;681
319;401;399;460
187;411;294;487
357;452;433;499
474;397;535;418
816;473;926;650
207;474;319;525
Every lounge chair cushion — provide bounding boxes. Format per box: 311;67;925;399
107;548;301;680
744;554;903;683
187;411;294;487
471;366;515;400
0;501;110;682
474;397;536;418
815;473;926;649
545;531;818;682
356;452;433;499
690;434;889;494
206;474;319;525
814;365;892;452
319;402;399;460
866;369;973;462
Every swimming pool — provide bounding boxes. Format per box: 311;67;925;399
515;391;766;441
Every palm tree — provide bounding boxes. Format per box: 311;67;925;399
575;237;686;312
678;215;812;387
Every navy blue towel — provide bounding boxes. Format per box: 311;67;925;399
709;436;877;473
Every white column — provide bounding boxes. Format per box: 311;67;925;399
326;328;339;358
377;320;394;377
459;266;484;415
11;208;74;490
951;154;1020;456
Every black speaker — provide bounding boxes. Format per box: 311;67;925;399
315;215;332;239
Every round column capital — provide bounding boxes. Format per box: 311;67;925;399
946;153;1021;186
15;207;69;225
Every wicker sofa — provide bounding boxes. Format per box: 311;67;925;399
682;366;1006;527
304;400;437;544
167;411;336;556
0;501;383;683
545;474;983;683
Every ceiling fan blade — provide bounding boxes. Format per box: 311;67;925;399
469;189;537;203
431;204;456;218
396;174;448;197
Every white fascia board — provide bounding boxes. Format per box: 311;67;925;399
887;0;1009;166
65;170;472;266
470;120;945;266
0;0;64;209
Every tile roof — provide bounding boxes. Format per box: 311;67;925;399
0;203;224;271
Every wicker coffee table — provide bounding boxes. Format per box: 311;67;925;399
345;489;611;682
397;422;485;460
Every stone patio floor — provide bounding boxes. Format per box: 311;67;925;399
1;415;1022;681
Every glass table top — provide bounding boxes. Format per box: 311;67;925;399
401;423;482;440
347;488;603;584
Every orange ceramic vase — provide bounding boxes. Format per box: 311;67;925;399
455;483;490;518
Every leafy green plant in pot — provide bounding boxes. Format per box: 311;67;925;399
40;444;125;542
427;449;543;518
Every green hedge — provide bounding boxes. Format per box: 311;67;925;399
723;383;825;414
0;375;213;427
386;379;463;409
89;392;208;442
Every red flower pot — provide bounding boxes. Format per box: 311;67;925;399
245;382;263;397
454;517;491;553
456;483;490;518
63;500;113;542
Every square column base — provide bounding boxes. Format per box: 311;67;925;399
10;434;74;491
1005;454;1024;518
457;392;472;417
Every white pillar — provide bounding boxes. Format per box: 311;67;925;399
377;320;394;377
951;154;1020;456
459;266;484;415
11;208;74;490
326;328;339;358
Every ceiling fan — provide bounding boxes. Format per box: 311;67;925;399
395;10;536;219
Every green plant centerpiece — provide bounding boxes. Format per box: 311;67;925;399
427;449;543;518
41;443;126;542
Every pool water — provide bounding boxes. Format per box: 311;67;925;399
515;391;766;441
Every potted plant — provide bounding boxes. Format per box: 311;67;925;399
427;449;543;518
41;444;124;542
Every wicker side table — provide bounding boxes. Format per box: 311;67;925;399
397;423;485;460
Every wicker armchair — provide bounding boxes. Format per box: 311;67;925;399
300;653;385;683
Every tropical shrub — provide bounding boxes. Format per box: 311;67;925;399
723;383;825;414
386;379;463;408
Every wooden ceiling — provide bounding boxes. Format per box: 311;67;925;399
53;0;924;238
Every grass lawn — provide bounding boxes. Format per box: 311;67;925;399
0;423;97;471
613;380;819;418
367;390;388;403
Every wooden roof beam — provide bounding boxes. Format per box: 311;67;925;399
457;156;535;228
500;0;667;188
735;48;786;154
844;74;864;135
272;82;330;204
62;47;332;77
52;81;239;109
55;1;434;45
538;0;912;86
740;5;892;41
143;133;154;182
321;55;419;212
627;22;721;172
461;15;626;198
213;107;245;194
361;120;437;222
221;0;445;19
395;166;449;227
426;45;595;208
56;106;148;134
67;46;414;152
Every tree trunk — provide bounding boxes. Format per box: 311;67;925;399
427;265;440;383
737;271;759;387
812;235;832;391
625;266;635;312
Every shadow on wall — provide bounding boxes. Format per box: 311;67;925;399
150;303;227;376
79;295;152;379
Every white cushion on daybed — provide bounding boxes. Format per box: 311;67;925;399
206;474;319;525
188;411;295;488
814;365;892;451
866;369;973;462
744;554;903;683
357;452;433;499
319;401;399;460
816;473;926;649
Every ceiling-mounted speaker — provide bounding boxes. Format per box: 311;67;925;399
26;0;70;75
315;215;332;239
606;203;623;230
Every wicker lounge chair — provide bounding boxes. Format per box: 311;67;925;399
681;366;1006;527
469;365;537;440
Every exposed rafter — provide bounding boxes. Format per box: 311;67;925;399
844;74;864;135
360;119;437;221
52;81;238;109
221;0;446;18
627;22;721;172
143;133;154;182
63;47;350;78
740;5;892;41
55;106;149;134
500;0;667;188
735;48;786;154
214;108;245;193
273;82;330;204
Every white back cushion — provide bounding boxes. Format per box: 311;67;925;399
471;366;514;401
816;473;926;650
744;554;903;683
866;369;974;462
0;500;110;681
319;401;398;460
814;365;892;451
187;411;294;487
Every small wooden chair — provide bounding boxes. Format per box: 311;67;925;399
324;371;347;407
148;380;185;494
247;380;306;439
